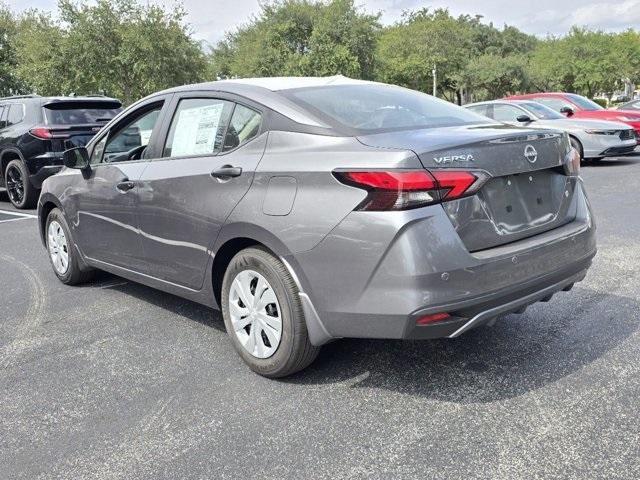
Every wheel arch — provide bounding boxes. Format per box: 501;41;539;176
37;193;63;247
0;148;24;178
211;222;333;346
568;134;584;159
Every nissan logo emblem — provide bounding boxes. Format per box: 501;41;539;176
524;144;537;164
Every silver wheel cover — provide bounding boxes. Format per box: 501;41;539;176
229;269;282;359
48;220;70;275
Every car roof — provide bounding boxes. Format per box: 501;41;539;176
152;76;380;129
466;100;533;107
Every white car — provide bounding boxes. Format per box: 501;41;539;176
465;100;637;160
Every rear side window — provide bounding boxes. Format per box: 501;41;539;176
44;101;122;125
163;98;233;157
466;105;490;117
7;104;24;125
223;104;262;152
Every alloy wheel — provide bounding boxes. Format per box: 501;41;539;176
48;220;70;275
6;165;24;205
228;269;282;359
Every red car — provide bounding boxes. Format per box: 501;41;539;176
505;92;640;140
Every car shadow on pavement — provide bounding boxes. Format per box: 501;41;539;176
285;287;639;403
584;159;638;167
80;272;639;404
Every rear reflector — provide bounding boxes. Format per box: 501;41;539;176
416;312;451;325
334;169;488;211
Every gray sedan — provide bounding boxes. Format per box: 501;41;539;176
38;77;596;377
465;99;637;160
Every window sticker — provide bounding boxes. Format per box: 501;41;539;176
171;103;224;156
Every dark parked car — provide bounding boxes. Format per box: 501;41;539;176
0;95;122;208
38;77;595;377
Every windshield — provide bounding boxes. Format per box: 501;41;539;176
44;101;122;125
284;84;489;133
522;102;565;120
566;94;603;111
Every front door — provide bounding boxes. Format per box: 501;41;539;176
69;98;170;271
136;95;266;290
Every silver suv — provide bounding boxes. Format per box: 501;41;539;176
38;77;596;377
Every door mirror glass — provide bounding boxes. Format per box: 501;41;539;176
63;146;90;169
560;106;574;116
516;114;533;123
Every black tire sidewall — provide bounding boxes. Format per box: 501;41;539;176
221;248;299;376
45;208;79;283
5;159;38;209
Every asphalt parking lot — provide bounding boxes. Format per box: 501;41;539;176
1;159;639;480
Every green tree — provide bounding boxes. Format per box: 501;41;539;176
208;0;380;79
0;3;26;95
459;53;530;100
15;0;207;104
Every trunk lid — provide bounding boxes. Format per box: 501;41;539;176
358;124;577;251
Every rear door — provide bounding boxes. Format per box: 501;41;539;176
68;96;171;271
136;92;267;290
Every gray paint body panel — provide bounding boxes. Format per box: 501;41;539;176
39;78;597;346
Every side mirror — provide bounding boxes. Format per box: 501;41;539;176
63;146;90;170
560;106;574;116
516;114;533;123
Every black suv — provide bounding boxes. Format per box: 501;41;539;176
0;95;122;208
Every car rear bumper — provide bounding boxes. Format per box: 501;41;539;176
27;152;64;188
292;180;596;345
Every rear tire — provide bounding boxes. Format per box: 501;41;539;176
5;159;39;209
221;247;320;378
45;208;94;285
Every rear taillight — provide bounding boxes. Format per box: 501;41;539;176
29;127;53;139
333;169;488;211
564;147;581;176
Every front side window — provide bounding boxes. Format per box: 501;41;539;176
566;94;603;111
98;104;163;164
164;98;233;157
284;84;489;133
223;104;262;152
492;104;525;122
521;102;564;120
0;106;6;128
532;97;575;113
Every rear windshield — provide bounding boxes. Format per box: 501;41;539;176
44;101;122;125
566;94;603;111
284;84;489;133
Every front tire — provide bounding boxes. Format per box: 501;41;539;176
45;208;94;285
569;136;584;163
5;159;39;209
221;247;320;378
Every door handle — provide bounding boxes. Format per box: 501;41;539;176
116;180;136;193
211;165;242;179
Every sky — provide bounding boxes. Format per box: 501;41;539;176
7;0;640;46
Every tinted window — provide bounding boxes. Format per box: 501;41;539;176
521;102;564;119
0;106;6;128
98;105;163;164
44;101;122;125
223;104;261;152
164;98;233;157
466;105;490;117
566;94;603;111
7;104;24;125
285;84;489;133
492;104;525;122
532;97;575;112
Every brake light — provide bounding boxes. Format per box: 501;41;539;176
29;127;53;139
333;169;488;211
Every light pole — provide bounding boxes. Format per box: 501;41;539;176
432;64;437;97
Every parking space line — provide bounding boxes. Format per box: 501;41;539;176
0;210;38;223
